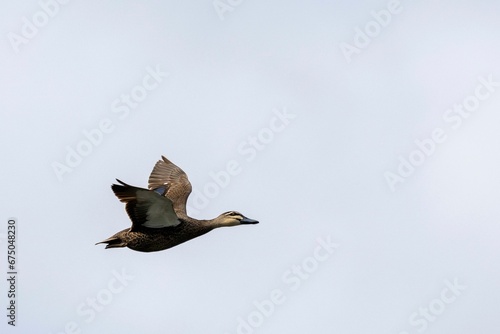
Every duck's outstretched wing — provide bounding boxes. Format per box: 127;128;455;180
148;155;192;216
112;179;181;231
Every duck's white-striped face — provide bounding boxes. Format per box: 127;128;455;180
218;211;259;227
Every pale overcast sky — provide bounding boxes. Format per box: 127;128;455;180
2;1;500;333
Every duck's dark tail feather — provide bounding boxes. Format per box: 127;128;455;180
95;236;127;249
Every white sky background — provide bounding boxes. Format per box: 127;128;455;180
1;0;500;333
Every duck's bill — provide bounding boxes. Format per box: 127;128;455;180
241;217;259;224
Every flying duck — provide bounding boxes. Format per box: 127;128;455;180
96;155;258;252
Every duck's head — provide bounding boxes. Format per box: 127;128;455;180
214;211;259;227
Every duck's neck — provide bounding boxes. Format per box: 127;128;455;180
181;216;219;232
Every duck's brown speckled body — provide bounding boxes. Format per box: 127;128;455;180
96;155;258;253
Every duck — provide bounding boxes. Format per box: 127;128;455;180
96;155;258;252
